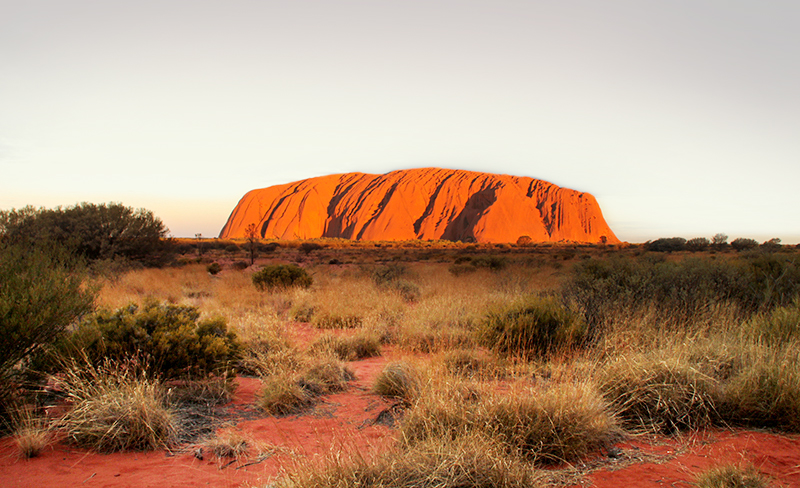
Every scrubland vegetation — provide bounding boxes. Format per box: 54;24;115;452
1;208;799;486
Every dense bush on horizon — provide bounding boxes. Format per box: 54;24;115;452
61;302;240;379
0;202;171;264
0;243;95;419
567;254;800;334
645;237;687;252
252;264;313;291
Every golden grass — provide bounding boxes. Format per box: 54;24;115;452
55;359;177;452
9;405;52;458
694;464;771;488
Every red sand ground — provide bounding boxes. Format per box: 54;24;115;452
2;330;800;487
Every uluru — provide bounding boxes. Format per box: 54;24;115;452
219;168;619;244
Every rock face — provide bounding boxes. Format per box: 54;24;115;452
219;168;619;244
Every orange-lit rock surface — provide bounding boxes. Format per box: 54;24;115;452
219;168;619;244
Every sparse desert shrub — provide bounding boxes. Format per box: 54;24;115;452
744;301;800;344
256;373;314;415
298;355;355;395
694;464;770;488
472;255;507;271
63;301;240;379
299;242;324;255
232;261;249;271
720;346;800;432
369;264;420;302
203;428;250;459
252;264;313;291
478;296;586;358
276;433;544;488
373;361;422;404
206;262;222;275
311;332;382;361
0;243;94;419
55;359;178;452
448;262;478;276
401;381;617;465
313;313;363;329
440;348;499;378
9;405;51;458
598;353;721;433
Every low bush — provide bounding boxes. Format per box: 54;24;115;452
252;264;313;291
206;262;222;275
202;428;251;459
645;237;687;252
478;296;586;358
0;243;94;420
63;302;240;379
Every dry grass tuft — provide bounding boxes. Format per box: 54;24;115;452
202;428;251;458
55;359;178;452
373;361;422;404
9;405;52;458
299;355;356;395
275;433;545;488
256;373;314;415
402;379;618;465
694;464;771;488
311;331;382;361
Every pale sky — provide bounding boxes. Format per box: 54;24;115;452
2;1;798;243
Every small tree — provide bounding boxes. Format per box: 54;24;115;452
516;235;533;247
712;233;728;249
245;223;259;266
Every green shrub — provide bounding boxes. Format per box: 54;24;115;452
64;302;240;379
0;243;94;419
478;296;586;358
0;203;170;264
252;264;313;291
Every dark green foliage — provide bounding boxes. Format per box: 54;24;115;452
232;261;248;271
0;243;95;415
478;296;586;357
206;262;222;275
0;203;170;264
731;238;759;251
252;264;313;291
645;237;687;252
64;302;240;379
686;237;710;252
